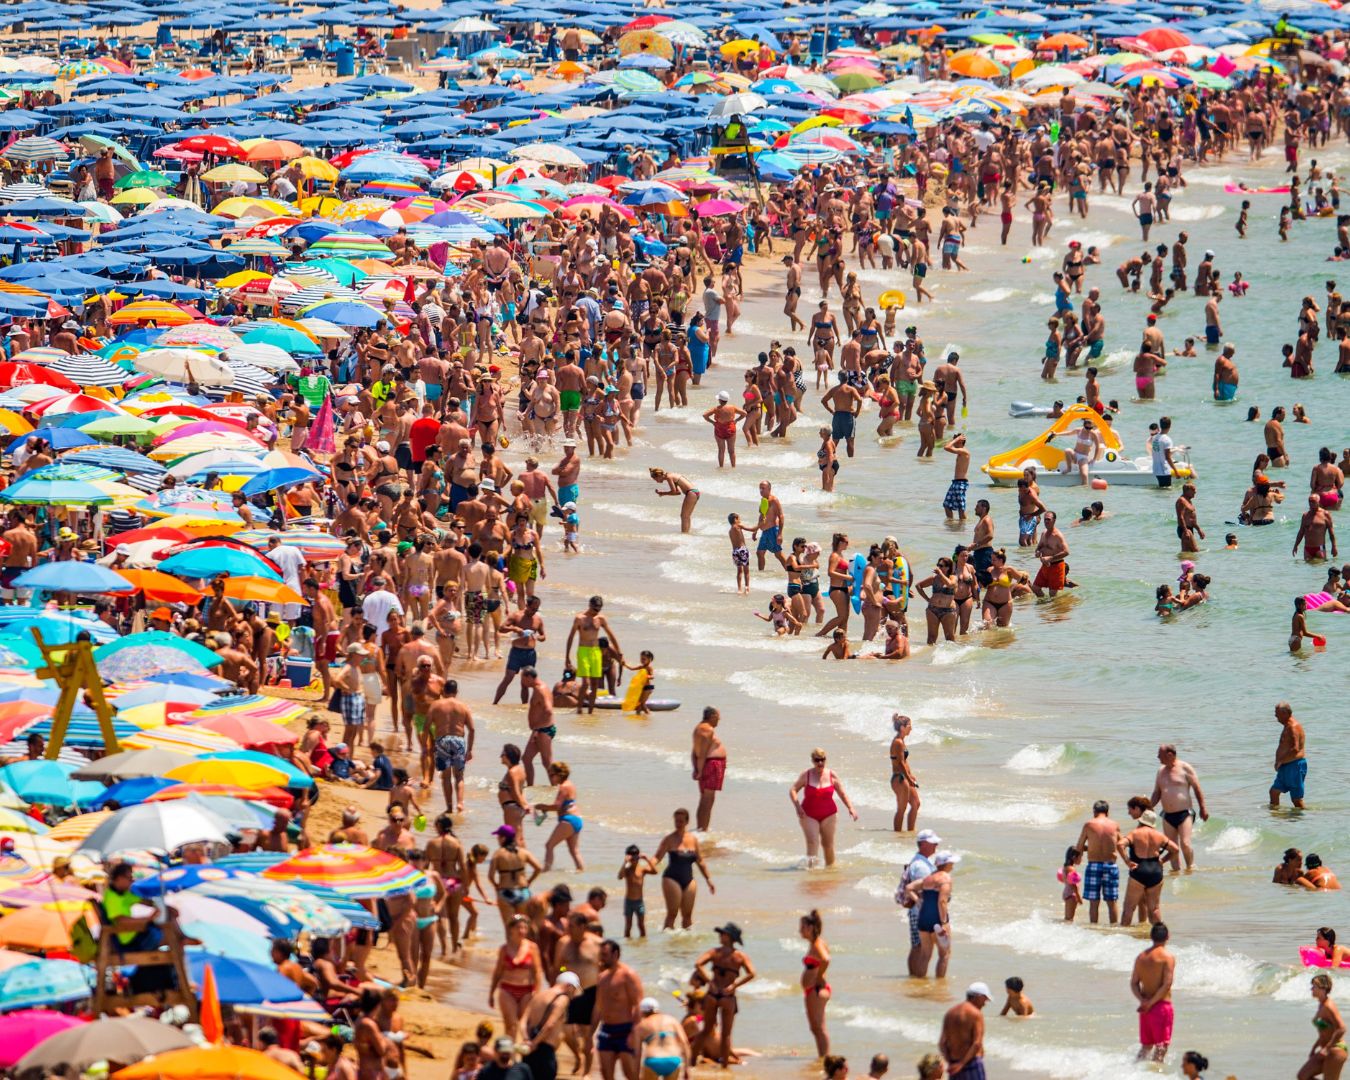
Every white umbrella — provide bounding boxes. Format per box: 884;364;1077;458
165;448;265;479
71;748;197;782
1016;65;1085;88
131;348;235;386
710;92;769;117
447;16;497;32
76;801;231;857
510;143;586;168
167;892;272;936
296;317;351;341
653;20;707;47
224;343;299;373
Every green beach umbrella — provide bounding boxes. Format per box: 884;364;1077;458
114;170;173;190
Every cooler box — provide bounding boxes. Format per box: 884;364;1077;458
285;657;313;688
334;43;355;76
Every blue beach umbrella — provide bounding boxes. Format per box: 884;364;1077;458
0;960;94;1011
11;562;135;594
183;953;305;1004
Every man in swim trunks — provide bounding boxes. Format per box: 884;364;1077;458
554;439;582;511
1131;923;1175;1063
1075;800;1122;924
898;831;940;975
969;500;995;587
821;371;863;458
1030;511;1069;597
565;595;621;715
494;596;546;705
520;667;556;787
1293;494;1337;563
519;457;557;536
939;983;989;1079
428;679;474;814
692;706;727;831
1212;343;1240;401
1149;744;1208;871
1270;701;1307;809
594;938;644;1080
754;480;787;572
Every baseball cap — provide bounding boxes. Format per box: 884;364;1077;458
917;829;941;844
376;440;390;452
967;982;991;999
717;390;729;402
557;972;582;990
493;824;516;839
480;479;497;491
494;1037;515;1053
151;606;173;621
639;997;659;1015
935;852;959;867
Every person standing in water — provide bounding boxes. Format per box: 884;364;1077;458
1131;922;1176;1064
1075;800;1122;925
692;706;727;832
1149;744;1208;872
939;983;989;1080
889;713;920;833
634;997;691;1080
788;747;859;868
1271;701;1308;810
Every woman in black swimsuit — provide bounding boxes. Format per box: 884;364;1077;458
1119;795;1173;927
888;713;920;832
654;808;713;930
693;924;755;1068
915;557;959;645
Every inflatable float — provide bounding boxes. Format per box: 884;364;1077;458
982;404;1197;487
850;552;867;614
1008;401;1060;419
878;290;906;310
1224;183;1291;195
1301;946;1350;968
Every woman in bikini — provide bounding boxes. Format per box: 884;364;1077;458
889;713;920;832
497;743;530;837
840;273;864;336
693;924;756;1068
488;824;541;927
915;556;959;645
655;808;713;930
980;549;1021;628
815;533;852;640
650;467;700;534
1302;973;1348;1080
952;545;979;634
812;301;839;365
537;761;584;872
741;370;763;447
874;374;900;437
488;913;545;1039
800;909;832;1057
789;747;858;868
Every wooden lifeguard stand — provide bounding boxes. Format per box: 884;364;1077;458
31;630;197;1019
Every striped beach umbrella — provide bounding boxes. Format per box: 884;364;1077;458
190;694;309;726
358;180;424;199
305;233;395;261
158;324;245;350
44;353;130;390
108;300;195;326
226;238;289;258
123;725;241;755
236;529;345;563
4;138;70;164
0;183;52;202
279;284;361;312
262;844;425;898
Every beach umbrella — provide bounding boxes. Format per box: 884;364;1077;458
0;363;77;392
184;953;304;1004
12;1014;193;1079
76;800;232;857
96;630;222;670
130;348;233;385
114;1045;308;1080
120;726;240;755
0;906;85;952
159;546;280;582
189;713;295;749
108;300;194;326
617;30;674;59
131;866;255;896
0;761;94;805
1136;27;1191;52
202;164;267;184
244;141;303;163
42;353;128;389
0;1011;86;1065
71;747;196;782
949;52;1007;79
44;812;113;842
693;198;745;218
112;569;204;605
709;92;770;118
163;758;290;790
4;138;69;164
262;844;424;898
1041;32;1090;50
0;959;92;1011
172;134;245;159
11;563;134;595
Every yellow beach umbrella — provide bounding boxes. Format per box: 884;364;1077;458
0;901;86;949
47;811;113;842
108;300;195;326
202;163;268;183
720;39;762;57
212;196;295;220
617;29;674;58
110;187;163;206
217;270;272;290
163;758;290;790
291;156;339;182
0;409;32;436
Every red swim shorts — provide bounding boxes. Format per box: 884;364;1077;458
700;758;726;792
1139;1000;1173;1047
1034;561;1067;591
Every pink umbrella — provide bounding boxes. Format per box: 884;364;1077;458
152;146;204;162
1136;26;1190;51
27;392;126;417
0;1011;87;1068
693;198;745;217
562;195;635;220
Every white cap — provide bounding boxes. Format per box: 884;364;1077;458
935;851;959;867
480;479;497;491
966;982;991;999
1204;249;1214;258
557;971;581;990
639;997;659;1015
916;829;941;845
376;440;390;452
717;390;729;402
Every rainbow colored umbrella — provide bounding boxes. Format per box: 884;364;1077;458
358;180;425;199
262;844;425;898
188;695;310;726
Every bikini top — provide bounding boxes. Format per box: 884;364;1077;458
506;946;534;970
